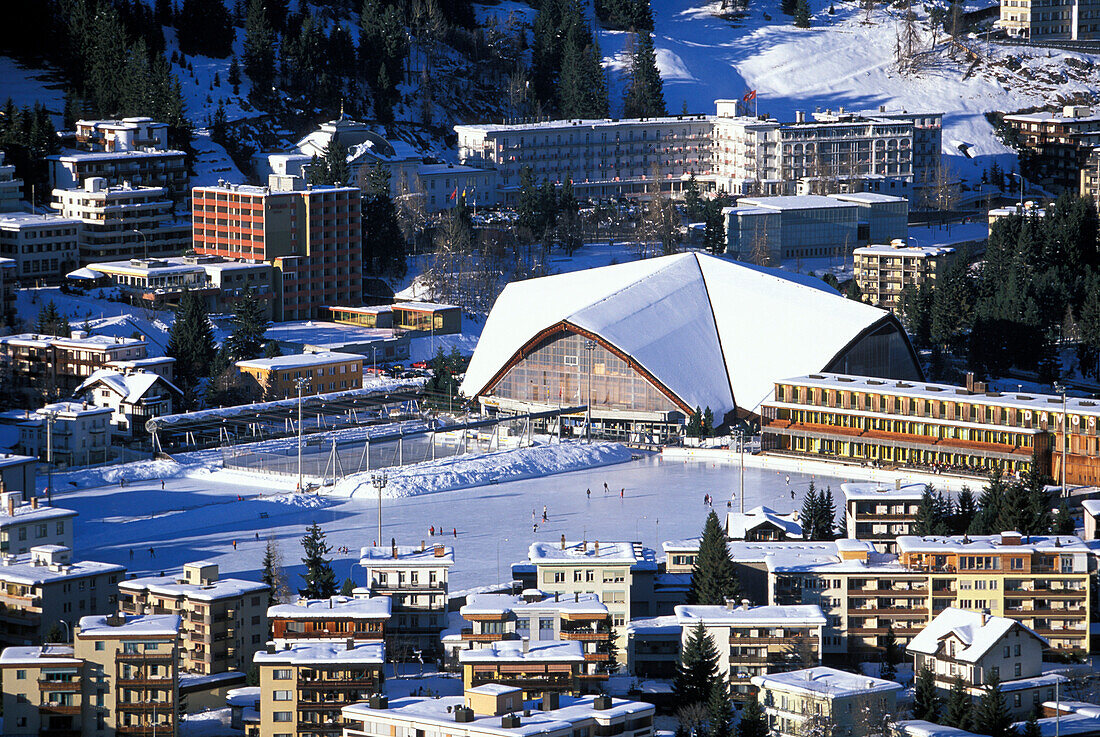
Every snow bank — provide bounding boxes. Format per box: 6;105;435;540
45;457;203;493
328;441;635;499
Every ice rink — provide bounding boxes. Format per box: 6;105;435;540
60;454;858;592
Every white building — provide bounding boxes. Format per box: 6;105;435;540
0;152;24;213
0;212;82;283
51;178;189;263
842;482;926;553
0;402;112;468
0;257;15;326
0;490;77;555
726;506;802;541
906;607;1065;719
358;544;454;657
75;368;183;438
752;667;904;737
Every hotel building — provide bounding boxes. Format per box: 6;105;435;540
853;242;957;312
0;332;147;404
0;212;82;283
267;595;391;646
235;352;364;401
842;483;925;553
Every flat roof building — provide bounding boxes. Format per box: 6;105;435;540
358;544;454;658
841;482;926;553
752;666;904;737
0;212;82;284
236;351;365;402
268;595;391;646
853;242;957;312
263;321;410;364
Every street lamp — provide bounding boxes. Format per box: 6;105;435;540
371;471;388;546
130;229;148;260
582;339;597;444
1011;172;1025;210
295;377;311;492
40;408;57;503
1053;382;1068;498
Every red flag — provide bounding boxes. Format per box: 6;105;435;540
448;187;458;201
742;89;757;102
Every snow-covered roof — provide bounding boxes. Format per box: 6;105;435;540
0;212;83;229
458;639;585;664
468;683;521;696
896;534;1090;555
0;555;123;586
0;500;77;525
118;573;268;602
455;114;712;135
254;640;385;666
77;369;181;403
343;694;653;737
226;686;261;707
674;604;826;627
528;541;656;569
1082;500;1100;517
906;607;1045;662
40;401;113;417
77;613;181;638
268;595;392;620
841;482;927;502
726;506;802;539
829;192;909;204
897;720;982;737
751;666;904;698
359;545;455;566
236;351;364;371
1011;714;1100;737
461;592;608;618
462;252;909;418
625;615;681;636
265;322;401;350
1042;702;1100;719
740;195;861;211
0;645;81;666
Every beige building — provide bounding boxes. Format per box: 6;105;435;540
236;352;364;402
0;643;86;737
268;595;390;646
906;607;1065;719
51;178;189;264
255;640;384;737
997;0;1100;39
674;603;826;701
358;544;454;659
0;491;77;554
0;544;124;648
752;666;903;737
853;242;957;312
0;212;82;284
118;562;269;675
459;640;585;698
842;483;925;553
0;332;148;404
341;686;656;737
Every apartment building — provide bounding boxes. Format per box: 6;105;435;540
722;193;908;262
262;321;410;364
0;491;75;555
1002;106;1100;193
997;0;1100;40
235;352;364;401
268;595;390;645
0;643;87;737
118;562;269;675
726;506;802;541
0;257;15;326
192;176;362;321
75;368;182;438
328;302;463;336
84;254;274;316
761;373;1069;480
455;114;714;202
342;686;656;737
624;616;680;679
1082;147;1100;203
0;212;82;283
0;152;24;213
255;640;384;737
0;544;124;648
896;533;1092;655
52;178;189;264
675;603;826;701
907;607;1066;719
752;667;903;737
447;591;613;686
0;332;147;404
21;402;112;468
842;483;925;553
0;457;37;500
459;640;585;698
853;242;957;312
75;613;182;737
357;544;454;658
526;540;659;658
50;118;187;206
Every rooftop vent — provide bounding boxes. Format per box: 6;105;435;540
455;706;475;723
594;695;612;711
502;714;522;729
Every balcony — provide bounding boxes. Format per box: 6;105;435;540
39;703;81;715
116;653;174;664
584;653;610;662
560;631;609;642
38;680;81;691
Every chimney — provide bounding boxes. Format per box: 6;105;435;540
980;608;990;626
266;643;276;654
521;637;529;653
434;545;445;557
30;497;37;510
594;540;599;555
593;695;612;711
420;540;426;552
581;540;587;553
346;638;354;650
554;592;559;602
796;111;806;123
560;534;566;550
392;541;398;559
741;599;751;610
541;692;560;711
574;592;579;602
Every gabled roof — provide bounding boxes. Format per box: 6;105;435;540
726;506;802;539
906;607;1046;662
77;369;182;403
461;253;910;418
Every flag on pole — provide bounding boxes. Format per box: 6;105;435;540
448;187;457;201
742;89;757;102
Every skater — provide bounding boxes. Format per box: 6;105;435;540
232;540;237;550
532;522;538;532
148;547;155;558
727;500;732;509
542;505;547;519
255;532;259;540
430;525;435;536
586;488;591;498
604;482;609;494
160;480;165;490
620;488;624;498
453;527;457;538
785;475;790;485
791;489;795;499
129;548;134;560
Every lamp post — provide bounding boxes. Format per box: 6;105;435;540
295;377;311;492
1053;382;1068;498
130;229;148;260
41;409;57;503
371;471;388;545
582;339;597;444
1011;172;1025;210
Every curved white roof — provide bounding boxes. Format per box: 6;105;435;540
462;252;910;418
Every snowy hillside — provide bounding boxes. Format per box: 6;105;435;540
598;0;1100;179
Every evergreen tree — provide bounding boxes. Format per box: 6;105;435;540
622;31;665;118
736;693;768;737
684;174;705;222
879;624;899;682
299;522;337;599
1052;500;1075;534
971;467;1008;534
323;138;351;185
914;485;949;535
702;407;715;438
930;255;974;355
1021;710;1042;737
177;0;235;57
689;511;741;605
166;291;217;405
360;167;408;277
944;676;972;730
802;483;821;540
819;487;836;540
794;0;811;27
340;578;356;596
703;202;725;255
900;282;934;348
845;279;864;302
953;487;977;534
226;291;271;360
243;0;275;102
706;679;733;737
972;672;1014;737
913;665;941;721
261;535;287;606
264;340;283;358
673;622;721;706
686;408;702;438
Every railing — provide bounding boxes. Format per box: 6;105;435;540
38;703;81;715
38;680;81;691
560;631;608;641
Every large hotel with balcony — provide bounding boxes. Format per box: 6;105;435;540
757;373;1100;480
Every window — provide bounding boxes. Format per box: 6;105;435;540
1014;694;1022;708
273;669;292;680
273;690;292;701
552;572;565;584
991;667;999;679
56;522;65;535
1015;663;1021;677
1014;644;1020;657
95;641;105;651
1004;646;1010;658
15;670;25;680
273;712;293;722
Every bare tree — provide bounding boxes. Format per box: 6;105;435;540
750;216;773;266
895;0;924;74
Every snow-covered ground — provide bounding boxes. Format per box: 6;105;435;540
0;57;66;127
53;452;858;592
